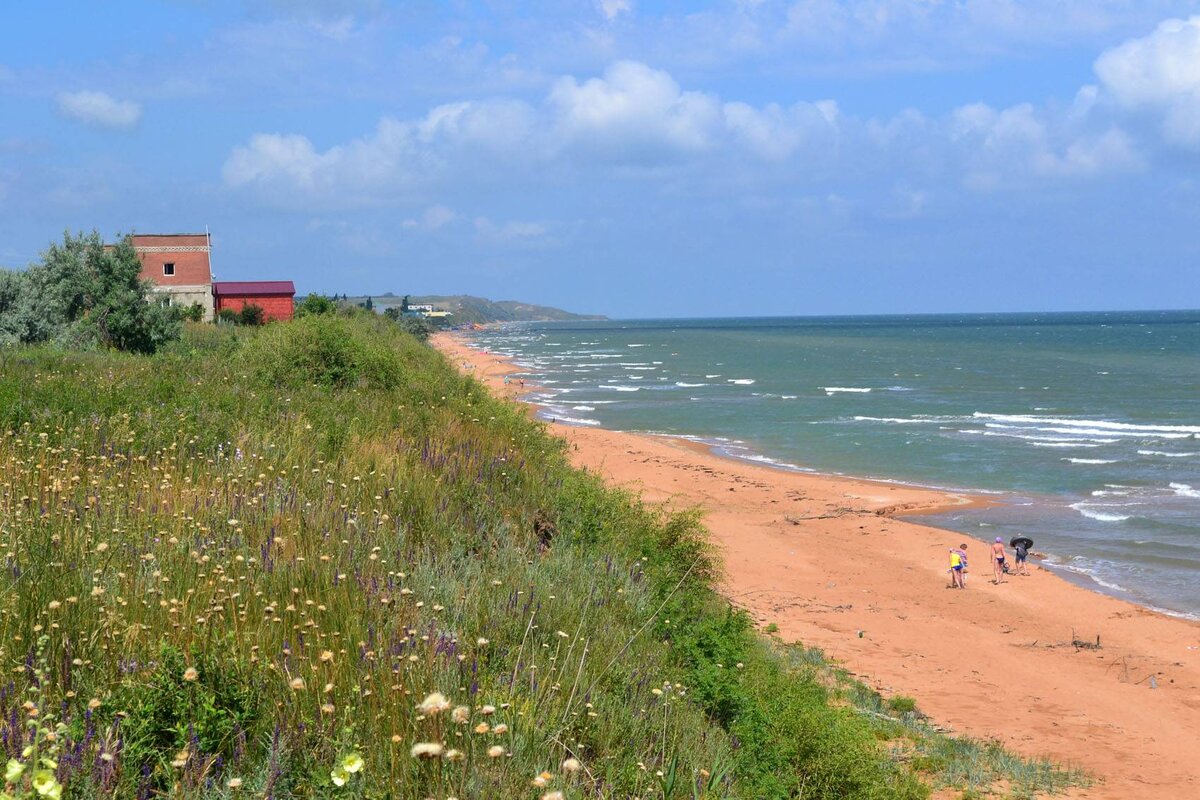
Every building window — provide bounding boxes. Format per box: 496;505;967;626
163;263;175;276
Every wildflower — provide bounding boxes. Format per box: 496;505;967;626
480;704;496;715
476;637;489;646
416;692;451;716
320;650;334;662
88;698;101;709
451;705;470;724
30;769;61;798
227;777;243;789
321;703;335;714
5;759;24;782
47;601;60;610
170;750;189;768
330;766;349;786
487;745;505;758
492;723;508;734
443;749;464;762
410;742;444;759
474;722;490;734
532;773;549;788
290;677;306;690
341;753;364;773
183;667;199;682
543;793;565;800
562;757;581;773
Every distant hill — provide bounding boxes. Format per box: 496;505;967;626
337;294;605;324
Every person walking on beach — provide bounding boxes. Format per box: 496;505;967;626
1013;536;1031;576
956;543;969;586
948;547;966;589
991;537;1007;584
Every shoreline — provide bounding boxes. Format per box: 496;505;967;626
435;331;1200;799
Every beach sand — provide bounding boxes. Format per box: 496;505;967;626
435;332;1200;799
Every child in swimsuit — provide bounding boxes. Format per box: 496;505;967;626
948;549;965;588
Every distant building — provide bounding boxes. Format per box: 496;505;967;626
213;281;296;322
129;233;214;318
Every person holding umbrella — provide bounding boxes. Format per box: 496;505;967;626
1010;535;1034;576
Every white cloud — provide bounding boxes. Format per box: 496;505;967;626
1095;16;1200;146
548;61;722;159
402;205;457;230
474;216;550;244
598;0;633;21
55;91;142;128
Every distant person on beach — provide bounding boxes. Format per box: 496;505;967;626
1013;538;1030;576
948;548;965;588
956;543;969;586
991;537;1007;584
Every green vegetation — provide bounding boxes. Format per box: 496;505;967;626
0;230;181;353
0;316;1083;798
333;293;605;324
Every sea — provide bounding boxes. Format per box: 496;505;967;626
466;311;1200;618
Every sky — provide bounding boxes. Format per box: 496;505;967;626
2;1;1200;318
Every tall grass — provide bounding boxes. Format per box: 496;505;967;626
0;317;1083;798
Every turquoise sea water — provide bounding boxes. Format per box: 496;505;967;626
469;311;1200;617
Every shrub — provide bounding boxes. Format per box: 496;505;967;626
296;293;336;317
182;302;206;322
239;314;404;389
237;303;265;326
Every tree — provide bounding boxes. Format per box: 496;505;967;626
363;296;374;311
383;306;402;322
0;230;182;353
400;295;410;313
296;294;335;317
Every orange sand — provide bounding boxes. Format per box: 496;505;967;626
435;332;1200;799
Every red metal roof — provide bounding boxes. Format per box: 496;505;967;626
212;281;295;296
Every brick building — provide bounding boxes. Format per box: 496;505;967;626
213;281;296;322
130;233;214;319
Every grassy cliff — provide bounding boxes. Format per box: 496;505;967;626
0;317;1081;799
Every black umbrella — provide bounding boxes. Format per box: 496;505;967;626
1010;536;1034;549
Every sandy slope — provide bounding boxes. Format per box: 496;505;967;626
435;332;1200;799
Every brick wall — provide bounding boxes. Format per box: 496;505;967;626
216;295;294;322
132;234;211;287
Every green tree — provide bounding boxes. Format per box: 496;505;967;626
296;294;336;317
383;306;402;322
0;230;182;353
400;294;410;313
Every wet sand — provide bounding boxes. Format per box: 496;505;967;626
435;331;1200;799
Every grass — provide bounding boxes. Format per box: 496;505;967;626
0;316;1087;798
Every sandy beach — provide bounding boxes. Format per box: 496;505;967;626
435;331;1200;799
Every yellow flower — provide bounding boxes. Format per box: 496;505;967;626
562;757;582;773
289;677;305;690
227;777;243;788
30;769;60;797
4;759;24;782
451;705;470;724
330;766;349;786
183;667;199;682
341;753;364;774
487;745;505;758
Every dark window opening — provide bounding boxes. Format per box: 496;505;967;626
163;263;175;276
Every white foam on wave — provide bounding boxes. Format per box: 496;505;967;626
676;382;708;387
824;387;871;394
984;422;1190;440
1069;502;1131;522
598;385;640;392
1139;450;1198;458
974;412;1200;435
572;405;596;411
627;344;647;347
1170;482;1200;499
728;379;756;385
705;374;721;378
1031;442;1101;448
1062;458;1117;464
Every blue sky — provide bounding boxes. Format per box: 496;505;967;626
3;1;1200;318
